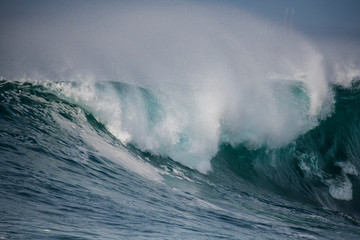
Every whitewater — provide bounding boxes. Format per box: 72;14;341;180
1;2;360;239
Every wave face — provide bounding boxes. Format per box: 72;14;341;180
1;79;360;239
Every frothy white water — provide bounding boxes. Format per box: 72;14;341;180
2;2;359;172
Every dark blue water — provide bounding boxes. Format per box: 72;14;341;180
1;80;360;239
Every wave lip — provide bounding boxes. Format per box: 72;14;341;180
45;73;329;174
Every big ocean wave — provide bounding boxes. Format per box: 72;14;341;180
1;2;360;239
1;77;360;216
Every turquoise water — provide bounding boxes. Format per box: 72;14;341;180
1;80;360;239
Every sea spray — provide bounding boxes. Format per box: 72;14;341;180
1;3;343;172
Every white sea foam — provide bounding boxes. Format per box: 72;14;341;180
326;162;358;201
328;177;353;201
336;161;359;176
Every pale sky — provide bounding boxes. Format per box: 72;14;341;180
0;0;359;81
1;0;359;38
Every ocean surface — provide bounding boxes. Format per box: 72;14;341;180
1;79;360;239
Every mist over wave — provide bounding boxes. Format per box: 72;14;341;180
0;2;359;173
1;3;357;172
